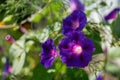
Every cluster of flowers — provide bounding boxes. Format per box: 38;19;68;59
40;0;95;68
1;0;120;79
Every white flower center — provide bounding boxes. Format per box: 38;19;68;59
73;45;82;55
51;50;55;55
51;50;57;57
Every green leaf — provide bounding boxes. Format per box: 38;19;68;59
2;15;13;23
12;52;26;75
9;39;25;59
49;22;62;41
25;40;34;53
36;28;49;43
106;62;120;78
53;22;61;32
30;13;42;23
9;37;26;75
111;14;120;38
85;26;103;55
55;61;66;74
108;47;120;58
30;0;64;24
93;41;102;55
32;64;53;80
54;61;88;80
65;69;89;80
106;47;120;78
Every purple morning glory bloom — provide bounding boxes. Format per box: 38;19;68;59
59;31;95;68
40;38;57;68
69;0;84;12
62;10;87;36
104;8;120;21
2;59;12;80
96;74;104;80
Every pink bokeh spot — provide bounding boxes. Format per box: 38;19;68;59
51;50;58;57
8;66;13;73
5;35;15;43
72;20;80;29
70;1;77;11
73;45;82;55
20;26;28;34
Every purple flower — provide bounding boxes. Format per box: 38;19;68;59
62;10;87;36
96;76;103;80
96;74;104;80
2;59;12;80
40;38;57;68
104;8;120;21
59;31;95;68
69;0;84;12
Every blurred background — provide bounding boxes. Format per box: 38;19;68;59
0;0;120;80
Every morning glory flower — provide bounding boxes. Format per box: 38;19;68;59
96;73;104;80
104;8;120;21
96;75;103;80
62;10;87;36
40;38;57;68
69;0;84;12
2;59;12;80
59;31;95;68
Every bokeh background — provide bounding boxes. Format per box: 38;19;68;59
0;0;120;80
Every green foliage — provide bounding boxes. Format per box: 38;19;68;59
111;14;120;39
32;64;53;80
106;47;120;79
65;69;89;80
36;28;50;43
31;61;89;80
2;15;13;24
0;0;120;80
0;0;45;23
30;0;65;26
85;23;103;55
9;36;26;75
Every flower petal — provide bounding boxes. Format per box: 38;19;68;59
40;38;57;68
62;10;87;36
104;8;120;21
59;31;95;68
